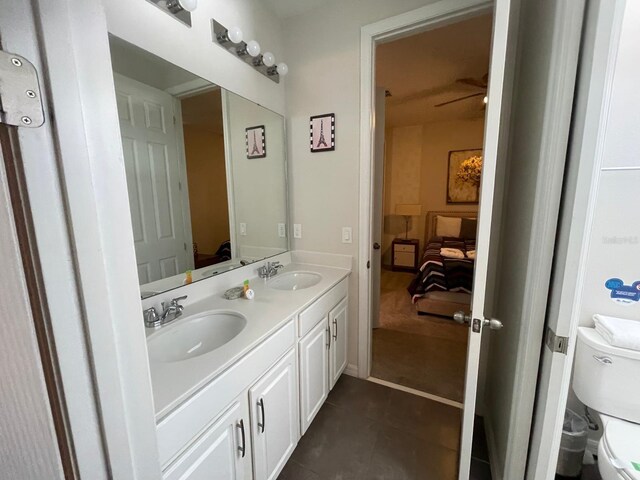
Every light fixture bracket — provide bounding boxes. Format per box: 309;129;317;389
211;19;280;84
145;0;193;27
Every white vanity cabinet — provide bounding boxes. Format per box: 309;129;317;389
299;318;330;434
328;297;348;390
297;279;348;434
163;399;251;480
249;349;298;480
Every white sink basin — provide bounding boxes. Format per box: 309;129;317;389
268;271;322;291
148;311;247;362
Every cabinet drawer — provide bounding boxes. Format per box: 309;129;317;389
298;278;347;338
394;244;415;253
156;319;295;468
394;251;415;267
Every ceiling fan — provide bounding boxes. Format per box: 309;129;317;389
434;73;488;108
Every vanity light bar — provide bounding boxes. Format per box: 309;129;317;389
211;20;287;84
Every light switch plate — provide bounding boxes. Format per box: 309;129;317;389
342;227;352;244
278;223;286;238
293;224;302;239
240;223;247;236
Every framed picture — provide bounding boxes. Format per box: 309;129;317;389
246;125;266;159
310;113;335;152
447;149;482;204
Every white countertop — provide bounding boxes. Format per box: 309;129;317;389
146;262;351;420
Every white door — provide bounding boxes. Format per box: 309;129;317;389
460;0;586;479
299;318;329;434
370;87;386;329
329;298;348;389
114;74;190;284
163;400;250;480
250;349;299;480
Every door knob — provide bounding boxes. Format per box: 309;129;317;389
453;311;503;331
453;311;471;324
373;242;381;250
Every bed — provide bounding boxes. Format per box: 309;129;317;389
408;211;477;318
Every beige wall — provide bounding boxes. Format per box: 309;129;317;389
382;118;484;263
183;126;230;255
283;0;443;369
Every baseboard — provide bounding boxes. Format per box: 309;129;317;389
484;413;503;480
344;363;358;377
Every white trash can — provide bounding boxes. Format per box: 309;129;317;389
556;409;589;478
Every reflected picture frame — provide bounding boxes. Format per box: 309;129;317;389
246;125;266;159
446;148;482;204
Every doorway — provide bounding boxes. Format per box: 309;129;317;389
370;14;492;407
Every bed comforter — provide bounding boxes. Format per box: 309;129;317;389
407;236;475;302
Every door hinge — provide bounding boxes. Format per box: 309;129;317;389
367;260;370;269
0;50;44;128
545;326;569;355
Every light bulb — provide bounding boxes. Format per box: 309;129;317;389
178;0;197;12
262;52;275;67
276;62;288;76
166;0;197;13
246;40;261;57
227;26;243;44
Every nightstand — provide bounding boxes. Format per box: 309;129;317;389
392;238;420;272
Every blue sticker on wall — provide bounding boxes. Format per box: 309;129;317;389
605;278;640;305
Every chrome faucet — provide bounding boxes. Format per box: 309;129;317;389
257;261;284;279
143;295;188;328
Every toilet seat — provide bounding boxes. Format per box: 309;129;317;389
598;418;640;480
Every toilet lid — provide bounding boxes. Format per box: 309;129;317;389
603;419;640;479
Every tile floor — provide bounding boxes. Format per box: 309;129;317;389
278;375;492;480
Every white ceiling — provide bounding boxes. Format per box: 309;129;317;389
377;14;493;127
263;0;333;19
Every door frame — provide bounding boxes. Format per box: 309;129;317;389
357;0;494;379
2;0;161;477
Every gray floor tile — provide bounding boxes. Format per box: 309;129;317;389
470;459;492;480
277;460;320;480
327;374;391;420
291;402;379;479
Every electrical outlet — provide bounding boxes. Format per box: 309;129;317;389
278;223;286;238
240;223;247;236
342;227;352;244
293;223;302;239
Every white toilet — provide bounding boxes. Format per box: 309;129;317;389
573;327;640;480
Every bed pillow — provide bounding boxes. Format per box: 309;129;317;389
436;216;462;237
460;218;478;239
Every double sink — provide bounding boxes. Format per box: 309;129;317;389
147;271;322;363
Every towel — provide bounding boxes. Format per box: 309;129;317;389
440;248;465;259
594;314;640;351
467;250;476;260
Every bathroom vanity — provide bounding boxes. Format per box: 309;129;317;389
146;261;350;479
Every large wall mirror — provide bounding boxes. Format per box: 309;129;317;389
108;36;289;298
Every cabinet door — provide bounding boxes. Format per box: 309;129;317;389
299;318;329;434
250;348;299;480
163;400;251;480
329;297;348;390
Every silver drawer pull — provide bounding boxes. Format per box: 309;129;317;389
593;355;612;365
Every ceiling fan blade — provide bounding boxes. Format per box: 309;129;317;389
434;92;485;108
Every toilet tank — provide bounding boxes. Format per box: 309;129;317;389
573;327;640;424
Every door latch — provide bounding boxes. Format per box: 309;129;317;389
453;311;503;332
0;50;44;128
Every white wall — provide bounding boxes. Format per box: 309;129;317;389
283;0;446;370
382;119;484;263
104;0;286;114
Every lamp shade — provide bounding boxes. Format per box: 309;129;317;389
395;204;422;216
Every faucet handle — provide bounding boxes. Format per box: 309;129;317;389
171;295;188;305
143;307;160;328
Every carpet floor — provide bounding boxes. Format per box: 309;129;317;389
371;269;469;402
